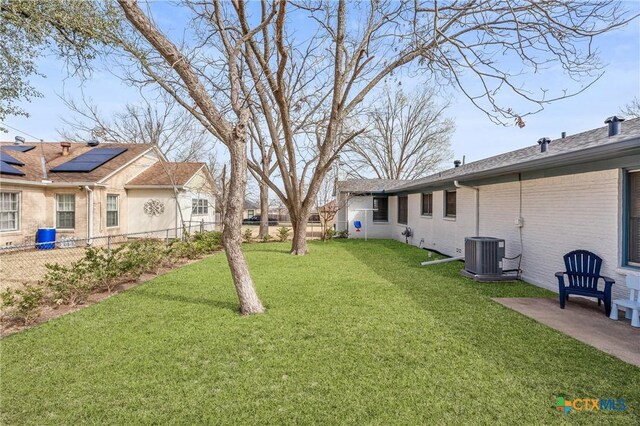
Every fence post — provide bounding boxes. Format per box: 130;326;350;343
165;229;169;246
200;219;204;233
107;235;112;255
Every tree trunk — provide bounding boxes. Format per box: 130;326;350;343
223;121;265;315
290;212;310;255
258;180;269;238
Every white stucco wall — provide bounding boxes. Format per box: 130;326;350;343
179;170;216;229
127;189;178;235
341;169;636;299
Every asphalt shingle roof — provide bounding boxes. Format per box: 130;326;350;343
0;142;153;183
127;162;204;186
336;178;408;193
338;118;640;194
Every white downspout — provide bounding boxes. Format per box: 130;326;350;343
454;180;479;237
175;192;180;239
84;186;94;245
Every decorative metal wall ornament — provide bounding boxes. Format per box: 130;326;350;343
143;199;165;216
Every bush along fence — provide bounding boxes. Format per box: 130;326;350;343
0;223;222;326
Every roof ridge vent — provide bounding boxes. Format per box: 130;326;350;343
537;137;551;153
87;139;100;147
14;136;25;145
604;116;625;137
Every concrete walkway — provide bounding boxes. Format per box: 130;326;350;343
493;297;640;367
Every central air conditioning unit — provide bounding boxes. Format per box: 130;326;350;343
463;237;507;280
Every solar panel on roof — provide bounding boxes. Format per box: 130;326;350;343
0;161;25;176
50;147;128;173
0;152;24;166
2;145;35;153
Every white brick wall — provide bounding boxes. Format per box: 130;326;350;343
342;195;391;239
341;169;637;299
519;170;624;298
479;181;525;272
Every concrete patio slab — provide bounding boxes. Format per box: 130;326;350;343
493;297;640;367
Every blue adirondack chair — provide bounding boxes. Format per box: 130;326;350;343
555;250;614;316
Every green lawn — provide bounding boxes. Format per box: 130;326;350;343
1;240;638;424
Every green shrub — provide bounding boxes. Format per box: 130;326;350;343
193;231;223;254
277;227;290;242
335;230;349;239
261;234;273;243
323;227;336;241
42;261;94;306
83;246;127;292
1;283;46;324
243;228;253;243
168;240;200;260
122;239;168;278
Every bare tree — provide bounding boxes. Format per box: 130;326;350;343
622;97;640;119
58;92;211;162
204;0;636;256
314;171;342;242
247;133;277;238
12;1;633;310
112;0;269;314
346;86;454;180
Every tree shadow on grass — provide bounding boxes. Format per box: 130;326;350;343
131;289;240;313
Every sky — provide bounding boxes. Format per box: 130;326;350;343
1;2;639;168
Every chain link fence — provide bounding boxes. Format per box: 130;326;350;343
0;221;217;291
0;221;333;291
240;221;325;239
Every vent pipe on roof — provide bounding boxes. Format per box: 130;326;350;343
454;160;461;168
61;142;71;156
14;136;25;145
537;137;551;153
87;139;100;147
605;116;625;136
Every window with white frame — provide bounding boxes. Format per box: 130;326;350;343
56;194;76;229
0;192;19;231
247;209;255;218
106;194;119;227
626;170;640;266
192;198;209;215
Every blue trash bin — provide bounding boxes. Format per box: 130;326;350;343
36;228;56;250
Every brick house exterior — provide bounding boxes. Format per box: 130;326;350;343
337;118;640;299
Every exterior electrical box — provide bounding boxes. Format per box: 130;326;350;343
464;237;505;275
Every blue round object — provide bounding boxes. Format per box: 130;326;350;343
354;220;362;229
36;228;56;250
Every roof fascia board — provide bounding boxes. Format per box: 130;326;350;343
0;179;106;188
398;137;640;193
152;145;168;162
125;184;183;190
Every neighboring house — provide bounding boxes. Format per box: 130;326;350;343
337;117;640;299
0;140;216;246
243;200;260;220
